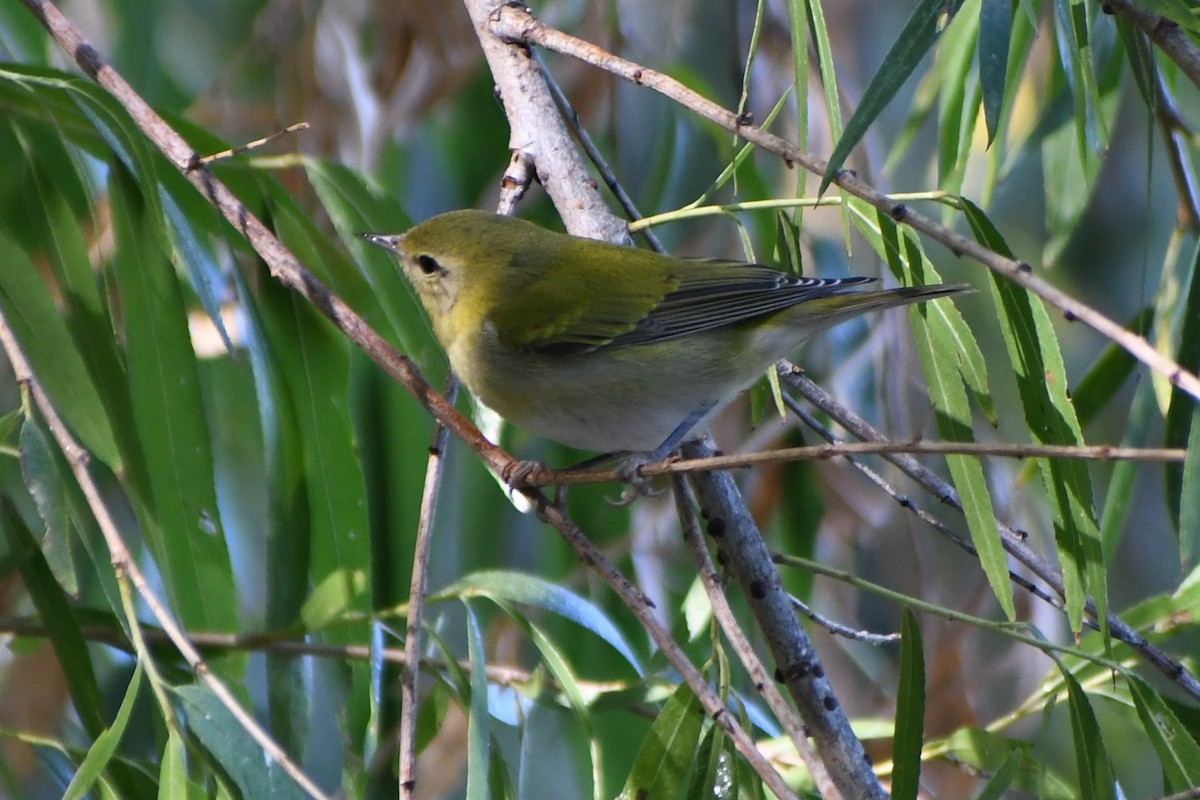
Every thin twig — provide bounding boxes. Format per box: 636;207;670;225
487;4;1200;402
0;616;641;695
0;306;329;799
671;476;838;798
782;393;1074;620
186;121;310;169
788;595;901;646
783;368;1200;702
524;438;1189;488
535;51;666;253
399;376;458;798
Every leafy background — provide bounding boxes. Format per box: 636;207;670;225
0;0;1198;798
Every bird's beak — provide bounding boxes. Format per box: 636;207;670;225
360;232;403;253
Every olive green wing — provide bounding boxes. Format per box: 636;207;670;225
487;246;682;354
604;259;875;348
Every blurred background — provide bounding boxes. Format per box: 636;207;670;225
0;0;1197;797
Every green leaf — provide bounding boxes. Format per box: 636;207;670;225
0;498;106;738
979;0;1013;144
109;165;238;632
256;215;371;618
942;728;1077;799
618;682;705;800
863;207;1013;618
960;198;1102;635
1180;409;1200;567
822;0;966;193
438;570;644;675
1165;238;1200;539
464;603;491;800
19;410;77;595
1127;676;1200;792
1060;667;1116;800
173;686;310;800
0;231;122;471
63;663;143;800
1072;307;1153;429
158;729;206;800
974;748;1021;800
935;2;981;191
891;609;926;800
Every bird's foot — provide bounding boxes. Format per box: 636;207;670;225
607;452;674;507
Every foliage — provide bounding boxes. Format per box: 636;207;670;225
0;0;1198;797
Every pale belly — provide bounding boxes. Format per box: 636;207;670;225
450;328;791;453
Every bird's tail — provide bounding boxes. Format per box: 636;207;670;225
785;282;973;330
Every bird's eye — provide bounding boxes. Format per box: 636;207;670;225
415;254;442;275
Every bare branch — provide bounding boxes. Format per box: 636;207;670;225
685;437;887;800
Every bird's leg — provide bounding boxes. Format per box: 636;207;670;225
609;401;716;506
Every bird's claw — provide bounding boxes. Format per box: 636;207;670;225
607;455;666;506
501;458;547;489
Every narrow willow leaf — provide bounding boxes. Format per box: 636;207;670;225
891;610;926;800
974;749;1021;800
1164;239;1200;536
438;570;644;674
19;412;77;595
822;0;967;193
464;603;491;800
0;232;122;470
1179;410;1200;576
254;261;371;618
1060;667;1116;800
1;498;106;738
935;2;981;191
158;175;235;353
869;209;1014;618
158;730;206;800
230;265;313;752
62;664;143;800
1127;676;1200;792
943;728;1077;798
110;166;238;632
960;198;1102;635
301;160;424;351
1072;307;1152;428
1098;379;1155;562
618;682;705;800
173;686;310;800
979;0;1014;144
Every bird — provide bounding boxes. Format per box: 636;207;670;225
364;209;969;468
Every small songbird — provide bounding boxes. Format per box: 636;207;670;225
364;209;968;461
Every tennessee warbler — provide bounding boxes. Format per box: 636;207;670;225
364;210;968;458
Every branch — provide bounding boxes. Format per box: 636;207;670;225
398;377;458;797
672;476;837;797
1101;0;1200;91
487;4;1200;403
526;439;1188;487
685;437;887;800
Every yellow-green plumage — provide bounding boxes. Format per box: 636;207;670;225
364;210;968;453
